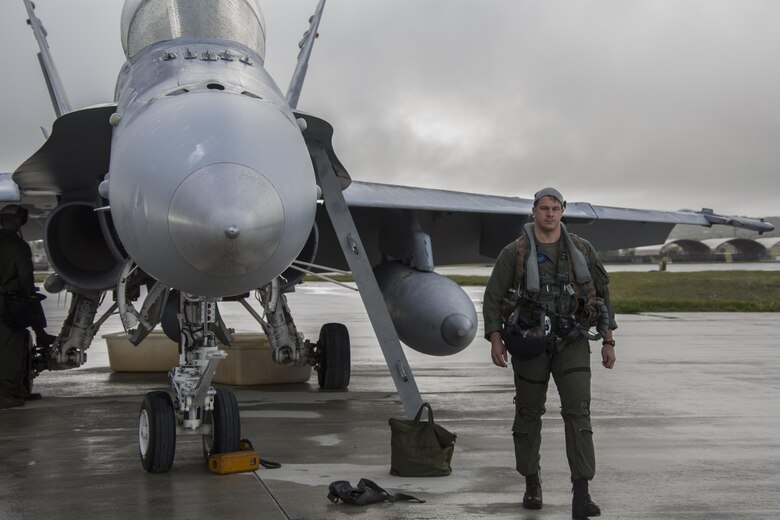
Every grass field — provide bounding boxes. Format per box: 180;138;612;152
606;271;780;313
445;271;780;312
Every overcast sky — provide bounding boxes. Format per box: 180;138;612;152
1;0;778;217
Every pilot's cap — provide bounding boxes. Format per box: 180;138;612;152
533;187;565;208
0;204;28;225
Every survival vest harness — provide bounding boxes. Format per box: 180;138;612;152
502;223;609;344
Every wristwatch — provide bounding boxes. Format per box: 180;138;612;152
602;339;616;347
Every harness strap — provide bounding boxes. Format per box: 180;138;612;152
516;373;550;385
521;222;590;294
522;223;540;293
563;367;591;376
561;224;592;285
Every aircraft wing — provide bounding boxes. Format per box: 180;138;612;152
310;180;774;270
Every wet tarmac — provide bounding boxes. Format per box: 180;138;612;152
2;285;779;519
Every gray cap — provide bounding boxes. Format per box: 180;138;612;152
0;204;28;225
533;187;565;206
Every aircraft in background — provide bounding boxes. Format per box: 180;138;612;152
1;0;773;473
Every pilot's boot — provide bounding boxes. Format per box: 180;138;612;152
572;478;601;518
522;473;542;509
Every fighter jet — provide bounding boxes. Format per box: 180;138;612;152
1;0;773;473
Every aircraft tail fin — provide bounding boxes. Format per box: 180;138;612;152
285;0;327;109
23;0;72;118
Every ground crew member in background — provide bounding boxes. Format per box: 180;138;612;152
482;187;617;519
0;204;53;409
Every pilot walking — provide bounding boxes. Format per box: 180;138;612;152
0;204;53;409
482;188;617;519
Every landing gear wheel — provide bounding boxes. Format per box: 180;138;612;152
202;388;241;460
139;391;176;473
316;323;351;390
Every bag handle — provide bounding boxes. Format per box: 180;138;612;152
413;402;434;425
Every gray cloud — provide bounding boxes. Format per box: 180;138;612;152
2;0;778;217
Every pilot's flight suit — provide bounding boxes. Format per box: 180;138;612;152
483;232;617;482
0;228;35;397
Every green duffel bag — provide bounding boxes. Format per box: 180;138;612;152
388;402;456;477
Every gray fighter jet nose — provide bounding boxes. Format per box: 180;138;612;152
168;163;284;277
108;90;317;297
441;313;476;348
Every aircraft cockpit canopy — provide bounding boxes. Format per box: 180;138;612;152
121;0;266;60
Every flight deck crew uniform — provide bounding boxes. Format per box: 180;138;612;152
483;226;617;482
0;228;35;397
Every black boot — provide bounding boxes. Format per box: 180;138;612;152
572;479;601;518
522;473;542;509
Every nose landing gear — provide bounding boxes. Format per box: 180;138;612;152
137;296;240;473
201;388;240;459
139;391;176;473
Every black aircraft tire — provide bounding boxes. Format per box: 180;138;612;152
202;388;241;460
160;289;181;343
317;323;351;390
139;391;176;473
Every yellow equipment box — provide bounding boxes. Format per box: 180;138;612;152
104;331;312;386
208;448;260;475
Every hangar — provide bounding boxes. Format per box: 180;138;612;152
619;237;779;262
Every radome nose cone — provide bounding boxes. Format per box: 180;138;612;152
441;313;476;348
168;163;283;276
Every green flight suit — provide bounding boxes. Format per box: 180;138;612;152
0;228;35;395
483;233;616;482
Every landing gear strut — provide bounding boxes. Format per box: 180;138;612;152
137;295;240;473
239;279;352;390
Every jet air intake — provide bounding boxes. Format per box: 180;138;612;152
44;202;124;291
